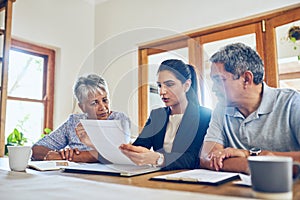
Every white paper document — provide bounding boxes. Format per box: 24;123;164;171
80;119;134;165
151;169;240;185
233;174;252;186
65;120;160;177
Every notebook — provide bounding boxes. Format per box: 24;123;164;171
28;160;79;171
63;120;160;177
150;169;240;185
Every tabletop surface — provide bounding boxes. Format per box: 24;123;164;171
1;157;299;200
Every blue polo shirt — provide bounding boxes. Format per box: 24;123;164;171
204;83;300;151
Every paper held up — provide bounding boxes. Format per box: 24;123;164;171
80;120;134;165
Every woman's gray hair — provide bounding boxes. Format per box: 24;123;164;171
73;74;109;104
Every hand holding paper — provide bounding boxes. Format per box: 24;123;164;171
71;120;161;177
80;120;134;165
76;122;95;148
119;144;159;166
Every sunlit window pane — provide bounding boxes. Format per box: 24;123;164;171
8;50;44;99
5;100;44;144
276;20;300;92
148;49;188;114
203;34;256;109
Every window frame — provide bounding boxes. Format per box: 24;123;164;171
138;3;300;129
9;39;55;130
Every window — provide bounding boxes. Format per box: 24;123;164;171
5;39;55;144
138;4;300;128
274;19;300;91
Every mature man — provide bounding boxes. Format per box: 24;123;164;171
200;43;300;174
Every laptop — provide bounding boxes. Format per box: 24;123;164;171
63;120;160;177
64;163;160;177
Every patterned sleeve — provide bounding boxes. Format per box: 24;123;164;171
108;111;131;143
33;114;79;150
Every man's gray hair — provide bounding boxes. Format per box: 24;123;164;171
209;43;264;84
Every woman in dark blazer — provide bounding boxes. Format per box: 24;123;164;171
120;59;211;170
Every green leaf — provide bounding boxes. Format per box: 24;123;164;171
44;128;52;134
14;128;22;141
6;128;28;146
6;133;14;144
290;37;297;43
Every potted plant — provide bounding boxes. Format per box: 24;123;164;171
288;25;300;42
4;128;28;155
288;25;300;60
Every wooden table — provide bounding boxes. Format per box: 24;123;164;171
1;157;299;199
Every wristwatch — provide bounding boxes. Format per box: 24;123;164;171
249;147;261;156
156;153;164;166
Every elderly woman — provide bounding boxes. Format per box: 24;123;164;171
31;74;130;162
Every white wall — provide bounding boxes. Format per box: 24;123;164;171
12;0;95;127
93;0;300;134
11;0;300;133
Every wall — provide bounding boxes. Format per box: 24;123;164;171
12;0;95;127
10;0;300;133
93;0;300;134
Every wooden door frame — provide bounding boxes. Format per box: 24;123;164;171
263;6;300;87
138;3;300;130
0;0;14;157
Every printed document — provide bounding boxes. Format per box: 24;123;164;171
151;169;239;185
62;120;160;176
80;119;133;165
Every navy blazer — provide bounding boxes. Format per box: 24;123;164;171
133;102;211;170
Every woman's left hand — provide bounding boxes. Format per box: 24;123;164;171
43;150;62;160
119;144;159;166
59;148;80;161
